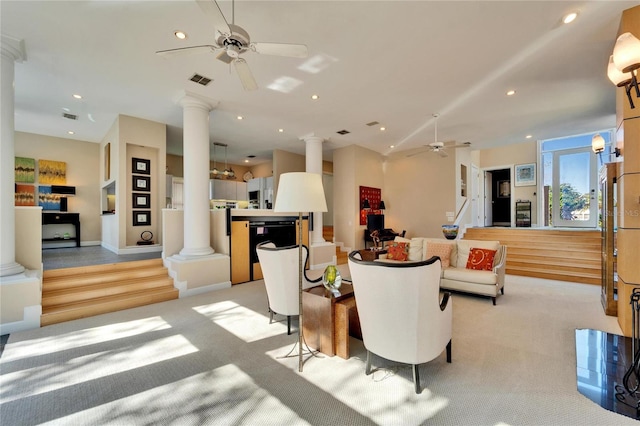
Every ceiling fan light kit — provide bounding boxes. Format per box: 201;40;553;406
156;0;308;91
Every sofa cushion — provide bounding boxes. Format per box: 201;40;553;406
387;242;409;261
443;267;498;285
426;242;453;267
424;239;458;267
465;248;497;271
456;239;500;269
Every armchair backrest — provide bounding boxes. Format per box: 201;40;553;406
347;252;452;365
256;241;311;317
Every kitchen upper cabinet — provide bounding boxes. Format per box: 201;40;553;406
210;180;246;201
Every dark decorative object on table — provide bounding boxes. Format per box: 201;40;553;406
136;230;154;245
370;229;381;249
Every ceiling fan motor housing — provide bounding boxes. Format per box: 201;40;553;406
217;24;251;54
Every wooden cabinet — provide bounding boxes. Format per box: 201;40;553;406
42;212;81;248
231;221;250;284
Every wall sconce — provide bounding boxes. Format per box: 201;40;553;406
362;199;371;209
615;147;622;157
591;134;605;154
608;32;640;109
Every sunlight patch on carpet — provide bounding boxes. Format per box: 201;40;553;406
266;341;450;425
1;335;197;403
1;316;171;362
193;301;286;342
36;364;311;425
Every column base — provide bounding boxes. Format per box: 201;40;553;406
0;261;25;277
178;246;215;258
165;253;230;297
309;242;336;270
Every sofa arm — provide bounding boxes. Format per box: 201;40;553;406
492;245;508;289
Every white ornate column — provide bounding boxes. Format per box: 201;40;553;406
303;135;325;244
178;92;216;257
0;35;26;277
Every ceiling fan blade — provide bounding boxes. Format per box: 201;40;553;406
234;58;258;91
196;0;231;36
406;150;429;158
216;50;235;64
438;150;449;158
251;42;308;58
156;45;218;58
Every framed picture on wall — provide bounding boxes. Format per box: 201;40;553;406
133;211;151;226
132;157;151;175
132;192;150;208
497;180;511;198
515;163;536;187
133;175;150;192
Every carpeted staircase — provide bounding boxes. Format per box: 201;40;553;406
324;226;348;265
41;258;178;326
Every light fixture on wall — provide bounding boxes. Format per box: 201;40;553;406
608;32;640;109
591;134;605;154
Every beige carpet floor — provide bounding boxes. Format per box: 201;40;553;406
0;272;636;425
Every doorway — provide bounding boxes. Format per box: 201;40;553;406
483;168;511;227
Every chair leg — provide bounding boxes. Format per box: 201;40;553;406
492;296;496;305
287;316;292;335
413;364;422;394
501;287;504;295
269;308;274;324
365;350;372;375
446;340;452;363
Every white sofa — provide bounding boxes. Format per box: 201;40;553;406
380;237;507;305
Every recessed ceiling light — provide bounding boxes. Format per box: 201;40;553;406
389;145;395;148
67;131;74;135
244;159;250;163
278;128;284;133
72;94;82;99
174;30;187;40
526;135;533;139
311;94;319;100
506;90;516;96
562;12;578;24
237;116;243;120
380;127;386;131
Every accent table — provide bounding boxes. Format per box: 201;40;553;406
302;283;362;359
358;248;387;262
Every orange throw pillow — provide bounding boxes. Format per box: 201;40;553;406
426;242;453;267
466;248;497;271
387;242;408;261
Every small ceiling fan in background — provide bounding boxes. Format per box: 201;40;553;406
156;0;308;90
407;114;470;158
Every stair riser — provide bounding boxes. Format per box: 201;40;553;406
44;269;169;291
42;278;174;307
41;290;178;327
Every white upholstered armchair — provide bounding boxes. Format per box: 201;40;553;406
256;242;320;334
348;251;452;394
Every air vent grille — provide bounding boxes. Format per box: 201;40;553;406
336;130;350;135
365;121;379;126
190;74;212;86
62;113;78;120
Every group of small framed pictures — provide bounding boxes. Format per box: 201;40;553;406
132;157;151;226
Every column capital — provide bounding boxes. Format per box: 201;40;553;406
299;133;328;144
1;35;26;63
176;91;219;111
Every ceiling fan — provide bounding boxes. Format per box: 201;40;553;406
155;0;308;91
407;114;470;158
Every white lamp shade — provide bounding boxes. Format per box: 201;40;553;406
613;32;640;74
608;55;631;86
592;134;605;153
274;172;328;213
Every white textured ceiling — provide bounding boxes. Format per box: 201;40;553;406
2;1;635;165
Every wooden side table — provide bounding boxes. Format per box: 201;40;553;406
302;283;361;359
358;249;387;261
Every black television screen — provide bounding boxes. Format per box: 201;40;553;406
367;214;384;231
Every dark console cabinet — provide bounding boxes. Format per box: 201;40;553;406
42;212;81;248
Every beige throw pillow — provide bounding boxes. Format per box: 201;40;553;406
426;242;453;268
